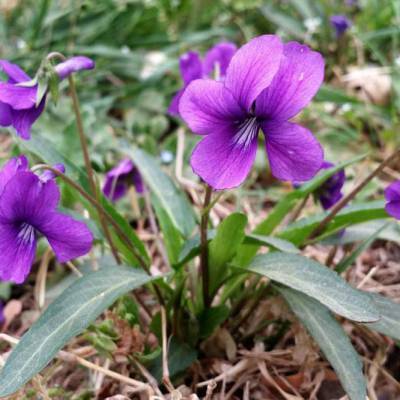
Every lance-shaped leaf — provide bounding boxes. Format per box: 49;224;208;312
246;252;379;322
0;266;156;397
125;146;196;237
365;293;400;340
278;286;367;400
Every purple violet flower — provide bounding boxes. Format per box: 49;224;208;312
103;158;144;202
330;15;352;37
316;161;345;210
384;181;400;219
0;155;93;284
0;56;94;140
168;42;237;116
179;35;325;190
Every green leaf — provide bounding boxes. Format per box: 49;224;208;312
335;222;390;273
260;4;306;38
244;234;299;254
198;305;230;338
245;253;379;322
175;230;216;267
0;266;155;397
176;231;298;268
209;213;247;284
102;197;150;264
325;220;400;245
235;154;368;265
280;201;388;246
125;146;196;237
18;135;88;187
278;286;366;400
152;194;183;265
150;337;197;382
365;293;400;341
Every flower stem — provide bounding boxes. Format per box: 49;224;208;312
67;75;121;265
308;148;400;239
200;185;213;308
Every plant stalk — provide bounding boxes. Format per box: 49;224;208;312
68;75;121;264
200;185;213;308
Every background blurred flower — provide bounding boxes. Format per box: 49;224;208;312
103;158;144;202
168;42;237;116
330;15;352;37
180;35;324;190
384;181;400;219
0;56;94;139
0;155;93;283
316;161;345;210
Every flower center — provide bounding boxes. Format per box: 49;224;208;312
233;117;259;148
17;223;36;246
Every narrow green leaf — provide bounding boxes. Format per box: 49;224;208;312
102;197;150;263
176;231;298;268
209;213;247;294
18;135;88;187
0;267;155;397
246;253;379;322
280;201;388;246
150;337;197;382
365;293;400;341
260;4;306;38
209;213;247;271
335;223;390;273
278;286;366;400
244;234;300;254
325;220;400;246
152;194;183;265
125;146;196;237
199;305;230;338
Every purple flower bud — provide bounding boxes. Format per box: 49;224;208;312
178;35;325;189
0;155;93;284
39;163;66;183
385;181;400;219
54;56;95;80
103;158;144;202
0;56;94;140
168;42;237;116
330;15;352;37
316;162;345;210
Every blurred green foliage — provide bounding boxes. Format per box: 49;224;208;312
0;0;399;208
